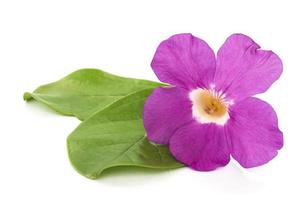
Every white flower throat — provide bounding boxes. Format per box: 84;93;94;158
189;87;232;125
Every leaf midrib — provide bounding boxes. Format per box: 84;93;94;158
90;135;146;177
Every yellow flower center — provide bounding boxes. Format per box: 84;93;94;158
189;88;231;125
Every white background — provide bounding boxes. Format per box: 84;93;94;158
1;0;299;199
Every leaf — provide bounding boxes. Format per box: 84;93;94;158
67;89;183;179
24;68;164;120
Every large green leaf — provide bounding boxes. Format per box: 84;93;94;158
67;89;183;179
24;68;163;120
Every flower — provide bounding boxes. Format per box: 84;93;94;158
143;33;283;171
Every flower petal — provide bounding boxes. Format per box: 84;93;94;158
169;122;230;171
215;34;283;102
151;33;216;89
143;86;193;144
226;97;283;168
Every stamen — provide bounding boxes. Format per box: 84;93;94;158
189;88;231;125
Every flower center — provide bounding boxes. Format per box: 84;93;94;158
189;88;230;125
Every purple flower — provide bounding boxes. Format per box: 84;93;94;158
143;33;283;171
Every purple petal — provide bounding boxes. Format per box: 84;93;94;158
226;97;283;168
215;34;283;102
169;122;230;171
151;33;216;89
143;86;193;144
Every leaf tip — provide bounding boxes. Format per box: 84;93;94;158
23;92;33;101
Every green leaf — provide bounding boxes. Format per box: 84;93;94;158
24;68;164;120
67;89;183;179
